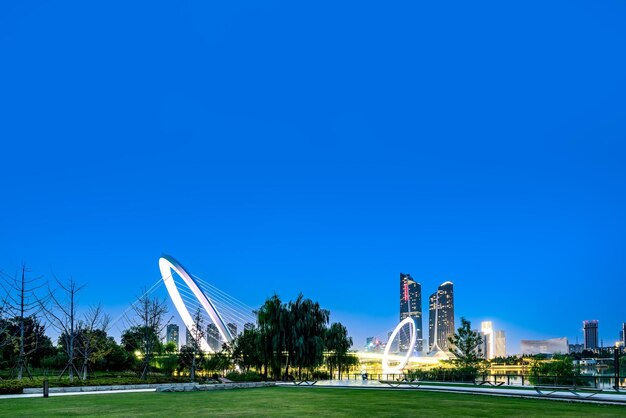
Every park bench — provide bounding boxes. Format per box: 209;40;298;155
534;385;602;398
292;380;317;386
474;379;505;387
379;378;422;388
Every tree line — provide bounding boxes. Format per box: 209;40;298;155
1;266;357;382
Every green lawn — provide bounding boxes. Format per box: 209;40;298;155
1;387;625;417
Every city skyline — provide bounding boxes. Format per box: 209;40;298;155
2;1;626;356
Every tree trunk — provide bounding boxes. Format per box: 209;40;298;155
191;355;196;382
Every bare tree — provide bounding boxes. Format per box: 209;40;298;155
126;292;170;380
0;276;12;350
183;308;205;382
76;304;111;380
1;265;46;380
42;277;85;381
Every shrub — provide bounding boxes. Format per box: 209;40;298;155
311;371;329;380
407;367;479;382
0;380;27;395
224;371;263;382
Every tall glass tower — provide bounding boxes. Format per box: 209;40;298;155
399;273;422;352
428;281;455;352
166;324;180;349
583;320;599;349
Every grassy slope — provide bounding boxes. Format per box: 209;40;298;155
1;387;625;417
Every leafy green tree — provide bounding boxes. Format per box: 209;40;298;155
178;344;205;378
0;316;53;372
121;325;162;377
529;355;575;377
325;322;353;379
95;337;132;371
203;350;232;376
232;327;263;373
447;317;483;367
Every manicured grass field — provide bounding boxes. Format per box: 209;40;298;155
1;387;625;417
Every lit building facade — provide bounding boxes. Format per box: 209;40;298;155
399;273;422;352
583;320;599;350
481;321;494;359
207;323;221;352
166;324;179;349
428;281;455;352
186;327;196;347
479;322;505;359
520;337;569;355
227;322;238;338
569;343;584;354
495;330;506;357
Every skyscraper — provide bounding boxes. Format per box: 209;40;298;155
428;281;455;352
428;292;437;352
186;327;195;347
621;322;626;346
166;324;179;349
495;330;506;357
227;322;238;338
481;321;494;359
583;320;599;349
399;273;422;352
244;322;255;332
207;323;221;351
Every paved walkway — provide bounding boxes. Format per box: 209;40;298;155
0;388;156;400
277;380;626;406
2;380;625;406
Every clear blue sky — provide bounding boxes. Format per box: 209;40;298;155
1;1;625;353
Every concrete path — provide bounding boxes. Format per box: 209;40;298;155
0;388;156;400
2;380;625;406
277;380;626;406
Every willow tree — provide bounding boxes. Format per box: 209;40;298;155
288;294;329;379
256;294;286;379
325;322;353;379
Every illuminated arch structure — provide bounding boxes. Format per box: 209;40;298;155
159;254;233;352
382;317;417;373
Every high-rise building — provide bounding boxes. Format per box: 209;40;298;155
481;321;494;359
495;330;506;357
428;292;437;352
227;322;238;338
478;323;505;359
428;281;455;352
621;323;626;346
186;327;195;347
244;322;255;332
583;320;599;350
399;273;422;352
166;324;179;349
207;323;221;351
